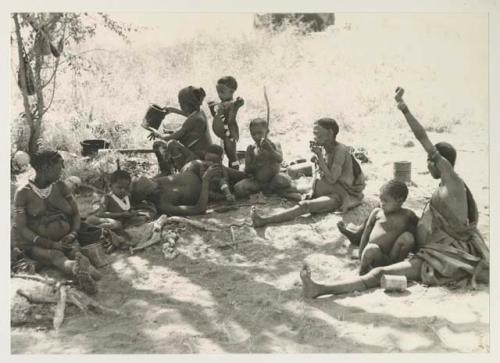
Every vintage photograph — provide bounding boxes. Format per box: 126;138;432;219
9;10;490;354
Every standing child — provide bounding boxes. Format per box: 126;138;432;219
234;118;300;201
87;166;152;230
338;179;419;275
208;76;244;170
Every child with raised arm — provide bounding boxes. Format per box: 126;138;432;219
208;76;244;170
339;180;418;275
234;118;300;201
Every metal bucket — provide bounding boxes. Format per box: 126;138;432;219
393;161;411;184
81;139;110;157
144;104;168;130
81;242;111;268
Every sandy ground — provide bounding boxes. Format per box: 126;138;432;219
10;123;489;354
9;13;490;354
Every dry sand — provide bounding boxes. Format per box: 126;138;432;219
10;124;489;354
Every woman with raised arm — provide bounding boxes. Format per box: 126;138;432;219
300;88;489;298
145;86;212;175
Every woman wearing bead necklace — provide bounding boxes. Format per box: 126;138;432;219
13;150;101;294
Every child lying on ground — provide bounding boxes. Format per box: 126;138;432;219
208;76;244;170
233;118;301;201
338;179;418;275
87;167;154;230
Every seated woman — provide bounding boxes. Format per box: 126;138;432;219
145;86;212;175
300;88;490;298
251;118;366;227
12;150;102;294
131;157;246;216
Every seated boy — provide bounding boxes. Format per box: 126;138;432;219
234;118;300;201
338;179;418;275
87;168;153;230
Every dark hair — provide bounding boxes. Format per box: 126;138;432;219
30;150;62;171
249;118;268;129
178;86;206;113
435;142;457;167
217;76;238;91
315;118;339;137
380;179;409;202
205;144;224;157
110;169;131;185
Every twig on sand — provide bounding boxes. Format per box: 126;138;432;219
53;286;67;330
66;288;121;315
165;216;221;232
14;274;121;319
12;273;62;286
17;289;58;304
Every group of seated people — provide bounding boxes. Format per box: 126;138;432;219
11;84;490;299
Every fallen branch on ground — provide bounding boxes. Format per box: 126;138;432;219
165;216;221;232
53;286;67;330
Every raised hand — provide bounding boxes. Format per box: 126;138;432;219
395;87;405;102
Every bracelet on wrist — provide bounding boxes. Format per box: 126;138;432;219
32;235;40;245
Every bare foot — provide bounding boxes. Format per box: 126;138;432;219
336;221;361;246
74;252;98;295
88;264;103;281
300;264;321;299
250;206;266;228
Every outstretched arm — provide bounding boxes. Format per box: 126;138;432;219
395;87;456;183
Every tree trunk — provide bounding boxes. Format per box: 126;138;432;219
13;14;38;155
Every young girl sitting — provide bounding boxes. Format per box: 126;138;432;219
87;166;153;230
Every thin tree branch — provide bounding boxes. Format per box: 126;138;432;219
13;13;34;131
42;66;58;115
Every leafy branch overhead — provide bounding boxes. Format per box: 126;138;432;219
12;12;135;155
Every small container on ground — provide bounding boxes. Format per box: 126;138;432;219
380;274;407;292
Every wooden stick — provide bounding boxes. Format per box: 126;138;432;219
12;273;60;286
53;286;67;330
165;216;220;232
67;288;122;315
17;289;58;304
264;86;270;128
130;230;163;254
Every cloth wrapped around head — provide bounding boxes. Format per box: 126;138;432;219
178;86;206;113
